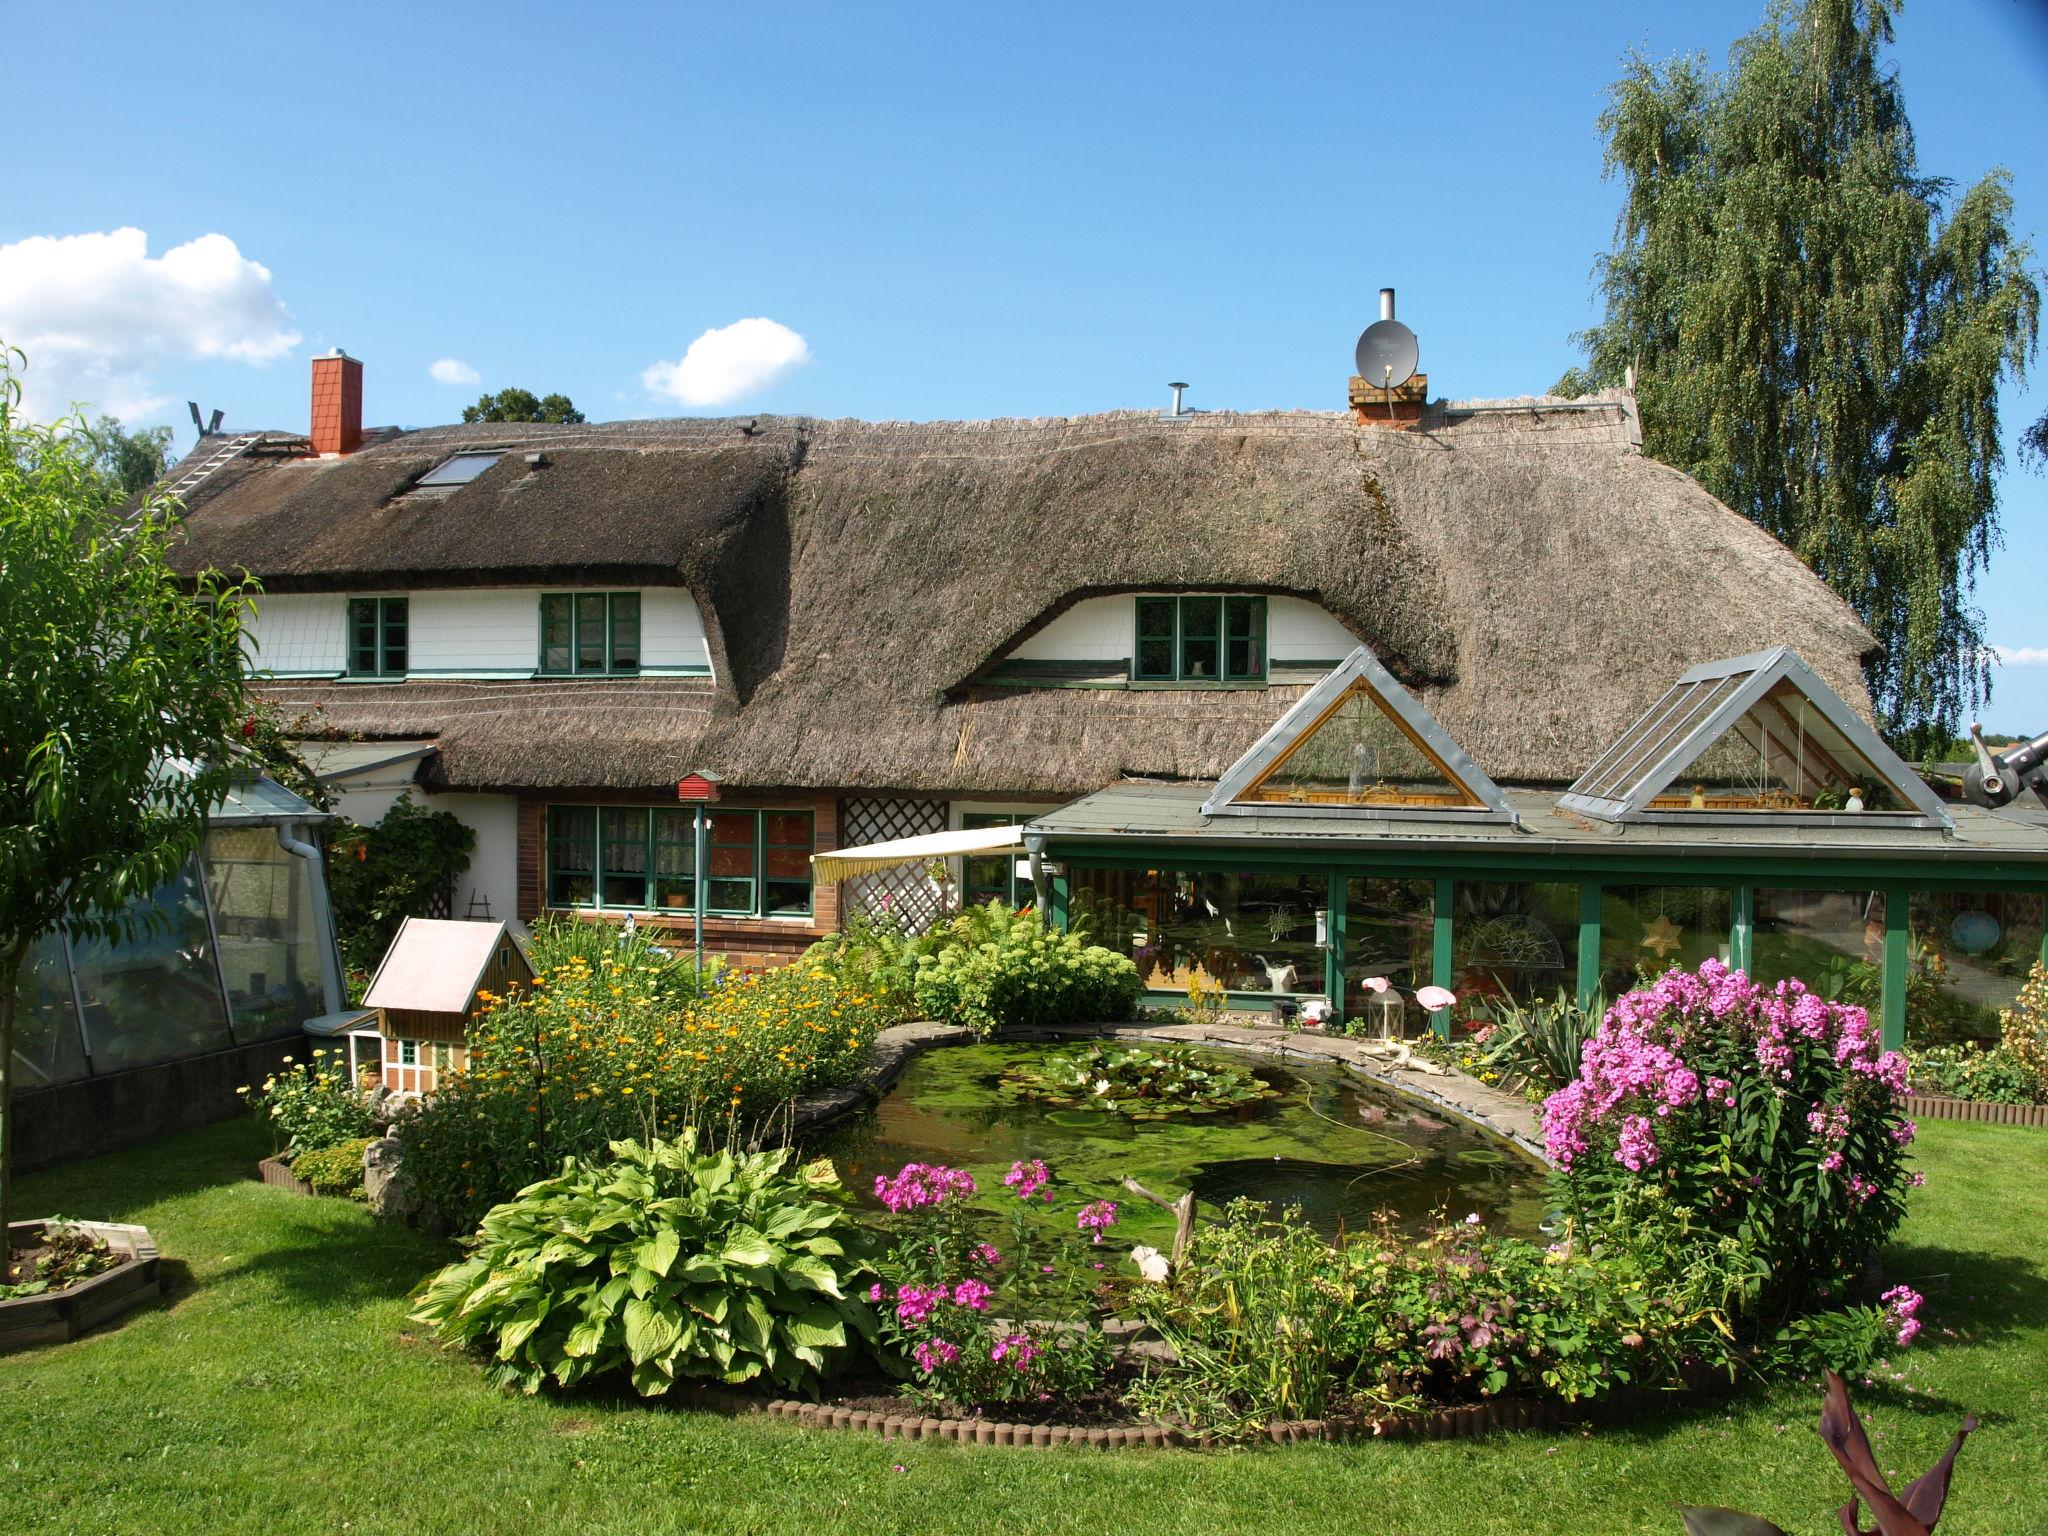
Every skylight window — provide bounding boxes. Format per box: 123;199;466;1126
1202;647;1515;822
1560;647;1953;828
416;452;502;488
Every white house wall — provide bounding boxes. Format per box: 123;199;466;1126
245;587;711;678
322;783;519;930
1008;594;1359;665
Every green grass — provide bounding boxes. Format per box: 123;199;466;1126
4;1117;2044;1536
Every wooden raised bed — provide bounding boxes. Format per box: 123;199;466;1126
257;1154;317;1196
1;1220;160;1354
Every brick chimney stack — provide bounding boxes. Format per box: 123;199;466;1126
310;350;363;455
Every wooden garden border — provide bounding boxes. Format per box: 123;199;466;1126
1901;1093;2048;1127
0;1221;161;1354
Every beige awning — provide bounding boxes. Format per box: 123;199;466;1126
811;824;1027;883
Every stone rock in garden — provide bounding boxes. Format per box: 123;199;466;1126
363;1126;418;1223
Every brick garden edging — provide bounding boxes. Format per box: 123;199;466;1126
666;1358;1730;1449
257;1154;317;1196
1901;1092;2048;1127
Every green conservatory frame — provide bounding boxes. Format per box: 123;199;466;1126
1027;646;2048;1052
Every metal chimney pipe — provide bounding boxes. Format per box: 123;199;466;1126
1167;381;1189;416
1380;288;1396;322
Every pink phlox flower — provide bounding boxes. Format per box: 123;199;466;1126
1002;1159;1051;1201
950;1278;994;1311
973;1242;1003;1267
1076;1199;1119;1243
911;1337;961;1374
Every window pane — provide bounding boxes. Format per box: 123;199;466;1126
709;811;754;846
707;878;754;913
417;452;502;487
68;859;234;1073
205;824;326;1038
541;594;572;674
609;593;640;673
1179;597;1221;679
1342;877;1437;1020
575;593;607;673
763;881;811;918
600;808;649;908
1450;882;1581;1022
381;599;408;675
764;845;810;880
762;812;811;848
1598;885;1730;995
651;810;696;911
709;844;753;878
1224;596;1265;680
10;929;87;1089
1066;868;1324;997
349;599;379;675
1906;889;2046;1043
1135;598;1175;679
547;806;597;906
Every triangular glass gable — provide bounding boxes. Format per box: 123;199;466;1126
1560;646;1952;828
1203;648;1515;821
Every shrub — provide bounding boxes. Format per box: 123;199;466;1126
909;903;1140;1035
1543;960;1917;1312
866;1157;1110;1407
400;957;890;1230
525;912;719;1006
799;912;930;1020
293;1137;376;1197
1907;1041;2040;1105
240;1048;381;1158
411;1134;873;1397
325;796;476;987
2001;960;2048;1101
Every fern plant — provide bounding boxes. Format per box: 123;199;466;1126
411;1134;874;1397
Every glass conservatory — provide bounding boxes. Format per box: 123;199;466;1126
1032;647;2048;1051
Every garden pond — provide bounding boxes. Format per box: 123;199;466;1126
801;1041;1549;1247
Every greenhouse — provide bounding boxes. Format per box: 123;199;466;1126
10;774;348;1169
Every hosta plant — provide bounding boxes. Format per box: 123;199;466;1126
411;1134;874;1397
1000;1042;1276;1119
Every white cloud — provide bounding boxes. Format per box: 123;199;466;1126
1988;644;2048;667
0;227;300;422
429;357;481;386
642;318;810;408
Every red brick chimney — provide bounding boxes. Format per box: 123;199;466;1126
310;350;363;455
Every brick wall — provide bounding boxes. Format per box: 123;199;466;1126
517;788;841;973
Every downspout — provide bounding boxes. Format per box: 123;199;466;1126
1025;835;1050;929
278;823;346;1015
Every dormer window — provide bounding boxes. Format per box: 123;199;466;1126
1133;595;1266;682
345;597;408;677
540;592;641;676
416;452;501;488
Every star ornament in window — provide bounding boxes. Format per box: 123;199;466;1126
1641;915;1684;958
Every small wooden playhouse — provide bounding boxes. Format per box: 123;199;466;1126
360;918;532;1093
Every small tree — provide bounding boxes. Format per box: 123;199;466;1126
0;344;255;1248
461;387;584;425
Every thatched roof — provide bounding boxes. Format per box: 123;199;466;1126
176;397;1879;795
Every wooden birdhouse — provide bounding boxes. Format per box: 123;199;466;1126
361;918;533;1093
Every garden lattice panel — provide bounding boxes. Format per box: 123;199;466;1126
839;797;950;932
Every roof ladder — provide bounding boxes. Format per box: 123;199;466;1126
167;433;263;499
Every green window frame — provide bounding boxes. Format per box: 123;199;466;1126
539;592;642;676
961;812;1025;908
545;805;813;918
1131;595;1265;682
346;597;408;677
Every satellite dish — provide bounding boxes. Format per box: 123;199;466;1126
1354;319;1419;390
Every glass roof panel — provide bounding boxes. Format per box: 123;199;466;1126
1238;681;1483;809
1571;671;1754;802
416;452;502;488
1648;679;1914;813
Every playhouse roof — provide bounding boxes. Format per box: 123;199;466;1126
361;917;519;1015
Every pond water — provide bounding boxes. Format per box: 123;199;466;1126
800;1041;1548;1249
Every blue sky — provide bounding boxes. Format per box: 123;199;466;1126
7;0;2046;730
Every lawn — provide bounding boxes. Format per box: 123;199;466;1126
3;1116;2043;1536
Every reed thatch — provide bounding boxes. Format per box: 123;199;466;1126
175;397;1878;794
